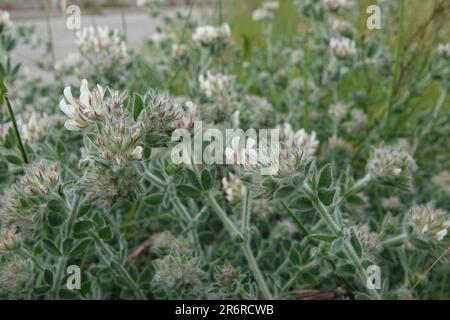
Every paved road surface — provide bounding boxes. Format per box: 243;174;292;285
10;7;207;79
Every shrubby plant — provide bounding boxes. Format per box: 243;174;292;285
0;0;450;300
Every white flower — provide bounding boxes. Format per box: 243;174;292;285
0;227;20;252
192;24;231;46
225;136;258;165
199;71;234;98
411;203;450;242
222;173;246;203
59;79;106;131
252;8;270;21
150;32;175;45
432;170;450;193
323;0;353;10
332;20;353;35
328;135;352;153
178;101;197;130
21;111;50;141
330;37;357;59
328;101;349;119
367;145;417;184
0;10;13;30
171;43;187;58
437;43;450;59
252;1;279;22
282;123;319;155
289;49;304;65
75;25;129;64
345;109;367;133
129;146;143;160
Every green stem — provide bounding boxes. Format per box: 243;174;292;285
51;194;80;299
204;184;272;299
304;183;341;235
18;248;45;271
65;194;81;236
382;233;407;246
206;192;244;240
93;234;146;299
241;188;251;232
334;173;372;207
281;260;318;294
242;242;273;300
5;97;28;164
280;201;309;236
304;182;381;299
51;257;68;299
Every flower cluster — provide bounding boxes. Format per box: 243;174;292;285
143;93;197;134
20;161;59;196
323;0;354;11
59;79;107;131
0;10;13;30
222;173;247;204
199;71;235;98
74;25;130;71
252;1;280;22
0;227;21;252
437;43;450;59
332;20;353;36
330;37;357;59
282;123;319;155
192;24;231;47
0;259;29;294
0;161;60;239
367;145;417;191
410;203;450;241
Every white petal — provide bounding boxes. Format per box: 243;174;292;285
63;86;77;107
80;79;91;109
64;119;82;131
59;99;75;118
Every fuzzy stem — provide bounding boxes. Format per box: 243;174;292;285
382;233;407;246
205;187;272;299
281;260;318;294
18;248;45;271
280;201;309;236
242;242;273;300
206;192;244;240
241;188;251;232
5;97;29;164
334;173;372;207
303;182;381;299
93;234;146;299
51;194;80;299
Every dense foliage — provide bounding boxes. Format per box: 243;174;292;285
0;0;450;300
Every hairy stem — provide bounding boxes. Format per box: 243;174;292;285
93;234;146;299
303;182;381;299
382;233;407;246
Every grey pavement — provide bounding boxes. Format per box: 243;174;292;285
9;7;208;79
